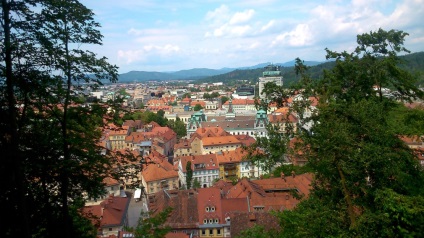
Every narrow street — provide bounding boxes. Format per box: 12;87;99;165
126;190;148;228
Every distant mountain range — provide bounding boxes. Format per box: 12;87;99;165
116;52;424;85
117;60;323;82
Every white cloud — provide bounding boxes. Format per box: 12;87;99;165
229;9;255;25
260;20;275;32
272;24;313;47
81;0;424;73
205;5;231;26
204;6;257;38
128;28;143;36
117;44;180;64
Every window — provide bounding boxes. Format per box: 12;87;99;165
202;229;206;235
214;218;218;223
211;206;215;212
205;207;209;212
204;219;208;224
209;219;213;224
108;228;112;231
217;229;221;235
209;229;213;235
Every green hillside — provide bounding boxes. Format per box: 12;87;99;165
195;52;424;87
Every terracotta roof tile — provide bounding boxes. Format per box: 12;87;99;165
83;195;130;228
142;163;179;183
179;154;219;173
201;135;241;147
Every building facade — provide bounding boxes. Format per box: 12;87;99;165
258;65;283;99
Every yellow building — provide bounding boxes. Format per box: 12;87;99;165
201;135;242;155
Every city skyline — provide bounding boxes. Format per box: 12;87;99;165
81;0;424;73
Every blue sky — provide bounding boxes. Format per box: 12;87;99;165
81;0;424;73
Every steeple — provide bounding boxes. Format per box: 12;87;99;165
225;98;235;120
254;106;268;128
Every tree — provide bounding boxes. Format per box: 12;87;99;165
0;1;118;237
132;207;172;238
203;92;211;100
244;123;290;174
193;104;203;111
210;92;220;98
157;109;166;119
220;96;230;105
167;117;187;139
186;161;193;189
182;92;191;99
236;225;279;238
241;29;424;237
193;178;201;189
279;29;424;236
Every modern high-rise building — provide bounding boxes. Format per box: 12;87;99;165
258;64;283;99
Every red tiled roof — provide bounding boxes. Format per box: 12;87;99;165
149;189;199;229
212;180;233;194
223;99;255;105
192;127;230;138
216;147;248;164
197;187;224;224
179;154;219;173
201;135;241;147
103;177;120;187
142;162;178;183
83;195;130;228
233;134;256;147
165;233;190;238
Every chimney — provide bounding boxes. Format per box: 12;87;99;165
291;170;295;178
280;172;285;180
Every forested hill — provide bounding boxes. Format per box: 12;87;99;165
195;51;424;87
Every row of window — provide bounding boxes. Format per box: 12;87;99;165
203;218;219;224
201;228;222;236
194;170;218;175
194;175;219;183
205;206;216;212
205;145;236;150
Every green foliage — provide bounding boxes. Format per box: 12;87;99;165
193;177;201;189
0;0;117;237
186;161;193;189
193;104;203;111
220;96;230;105
133;207;173;238
277;28;424;236
241;29;424;237
195;52;424;88
272;164;313;178
167;117;187;139
182;93;192;99
388;103;424;135
356;188;424;237
117;88;130;97
236;224;279;238
204;92;220;100
243;123;290;174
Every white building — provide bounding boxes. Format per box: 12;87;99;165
258;65;283;99
178;154;220;188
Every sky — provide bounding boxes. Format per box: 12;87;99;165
80;0;424;73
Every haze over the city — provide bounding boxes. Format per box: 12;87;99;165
82;0;424;73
